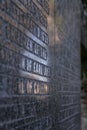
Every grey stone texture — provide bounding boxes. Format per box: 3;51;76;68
49;0;81;130
0;0;81;130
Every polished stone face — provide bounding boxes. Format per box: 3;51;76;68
0;0;81;130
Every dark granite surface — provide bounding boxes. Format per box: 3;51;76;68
0;0;81;130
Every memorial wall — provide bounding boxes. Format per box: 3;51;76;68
0;0;81;130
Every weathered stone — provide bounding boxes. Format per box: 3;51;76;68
0;0;81;130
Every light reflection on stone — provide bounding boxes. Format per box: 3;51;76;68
19;79;25;94
27;80;33;94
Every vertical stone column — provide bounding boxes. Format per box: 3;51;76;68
48;0;81;129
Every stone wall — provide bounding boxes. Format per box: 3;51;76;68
50;0;81;129
0;0;81;130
